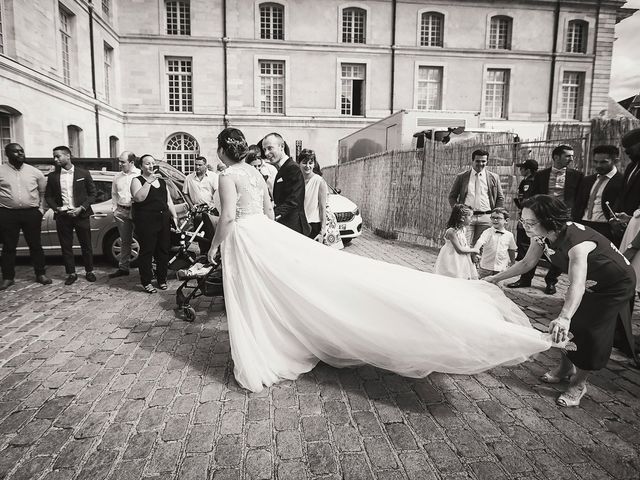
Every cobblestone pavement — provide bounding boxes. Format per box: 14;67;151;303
1;229;639;480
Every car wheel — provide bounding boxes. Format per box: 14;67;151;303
104;230;141;267
342;238;352;245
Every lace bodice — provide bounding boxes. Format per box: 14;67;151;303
220;163;265;219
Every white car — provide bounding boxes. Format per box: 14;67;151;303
326;185;362;244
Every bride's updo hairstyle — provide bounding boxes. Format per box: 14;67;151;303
217;127;248;163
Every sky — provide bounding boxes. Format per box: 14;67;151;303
610;0;640;101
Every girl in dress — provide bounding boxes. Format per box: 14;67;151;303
434;204;480;279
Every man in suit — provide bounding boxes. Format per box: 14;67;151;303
45;146;97;285
262;132;310;236
448;149;504;245
612;128;640;229
572;145;624;244
506;159;539;288
524;144;583;295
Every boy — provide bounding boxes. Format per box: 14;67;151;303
473;207;517;278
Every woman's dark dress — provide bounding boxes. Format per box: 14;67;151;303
132;176;172;286
542;222;636;370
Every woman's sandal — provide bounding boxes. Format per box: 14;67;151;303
540;368;576;384
143;284;157;294
158;283;168;290
556;385;587;407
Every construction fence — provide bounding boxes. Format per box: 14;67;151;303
323;118;640;248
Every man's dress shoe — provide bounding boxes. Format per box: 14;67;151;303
65;274;78;286
0;279;15;291
36;275;52;285
506;280;531;289
544;284;557;295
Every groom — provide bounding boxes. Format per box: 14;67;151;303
262;132;310;236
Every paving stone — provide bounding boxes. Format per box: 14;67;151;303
399;451;438;480
274;407;299;431
9;417;51;446
107;459;146;480
276;430;303;459
247;420;271;447
148;441;182;473
0;409;35;434
385;423;418;451
115;399;145;422
32;427;72;456
194;401;221;424
77;449;118;480
245;449;272;480
353;411;383;436
137;406;167;431
215;435;242;466
0;446;28;479
277;461;308;480
425;441;465;475
9;454;52;480
341;453;374;480
324;399;351;424
186;424;216;453
53;437;94;468
333;424;362;452
302;415;329;442
99;422;132;450
307;442;338;475
488;440;533;474
220;410;244;434
123;431;157;460
76;411;110;438
364;437;398;469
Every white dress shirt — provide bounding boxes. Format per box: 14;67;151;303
465;170;490;211
476;227;517;272
60;166;75;209
112;167;141;210
582;166;617;223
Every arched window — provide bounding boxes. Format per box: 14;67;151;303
566;20;588;53
420;12;443;47
109;135;119;158
259;3;284;40
489;15;512;50
342;7;366;44
165;132;199;173
67;125;83;156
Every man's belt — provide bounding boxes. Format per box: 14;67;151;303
473;210;492;215
117;204;132;209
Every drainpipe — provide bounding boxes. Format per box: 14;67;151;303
222;0;229;127
88;2;101;156
390;0;397;113
547;0;560;124
588;0;602;119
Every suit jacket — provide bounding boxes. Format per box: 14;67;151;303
448;169;504;209
273;158;311;235
572;171;623;221
614;161;640;215
45;166;96;218
530;167;583;209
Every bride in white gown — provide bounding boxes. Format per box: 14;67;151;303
208;128;558;393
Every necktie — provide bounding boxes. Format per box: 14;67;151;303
627;163;640;185
474;173;481;210
586;175;606;219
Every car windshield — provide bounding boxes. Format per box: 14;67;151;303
156;160;186;189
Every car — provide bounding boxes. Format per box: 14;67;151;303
326;185;362;244
14;161;191;265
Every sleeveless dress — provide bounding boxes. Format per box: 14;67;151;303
541;222;636;370
434;228;479;280
619;210;640;293
219;163;555;392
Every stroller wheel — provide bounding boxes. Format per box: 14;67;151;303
183;306;196;322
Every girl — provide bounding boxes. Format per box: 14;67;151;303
434;204;480;279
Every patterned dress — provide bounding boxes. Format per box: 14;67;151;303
540;222;636;369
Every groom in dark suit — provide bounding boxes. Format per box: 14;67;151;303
262;133;310;236
45;145;97;285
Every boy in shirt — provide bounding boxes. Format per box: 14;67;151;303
473;207;517;278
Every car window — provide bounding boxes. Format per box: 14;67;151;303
94;180;112;203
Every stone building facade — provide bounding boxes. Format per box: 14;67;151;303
0;0;633;170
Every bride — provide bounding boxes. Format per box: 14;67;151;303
207;127;558;393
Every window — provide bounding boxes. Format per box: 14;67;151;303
109;135;119;158
489;15;512;50
104;43;113;103
420;12;443;47
167;58;192;112
416;66;442;110
67;125;83;156
342;8;366;44
94;181;112;203
166;1;190;35
560;71;584;120
341;63;365;116
165;133;199;173
102;0;111;21
566;20;587;53
259;60;285;114
0;113;11;151
484;69;509;119
59;6;73;85
260;3;284;40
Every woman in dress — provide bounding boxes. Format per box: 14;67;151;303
434;204;480;279
207;127;563;393
486;195;636;406
131;154;178;293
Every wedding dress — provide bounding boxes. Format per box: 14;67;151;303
220;163;554;392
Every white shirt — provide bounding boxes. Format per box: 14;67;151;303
183;171;219;207
260;162;278;195
582;166;617;223
112;167;141;210
475;227;517;272
465;170;490;211
60;166;75;209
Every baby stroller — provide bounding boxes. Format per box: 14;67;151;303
175;254;223;322
170;204;224;322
